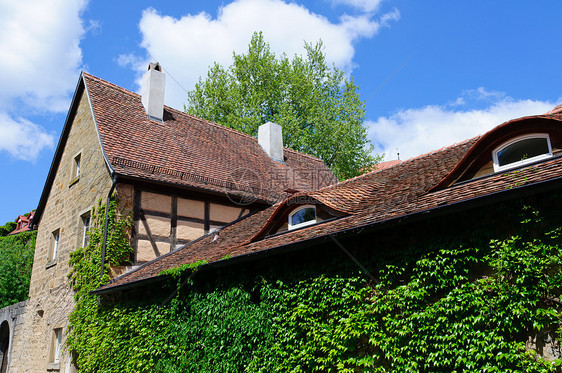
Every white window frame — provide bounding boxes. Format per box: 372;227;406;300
288;205;317;230
51;328;62;363
50;229;60;262
492;133;552;172
74;154;80;178
81;212;91;248
71;151;82;183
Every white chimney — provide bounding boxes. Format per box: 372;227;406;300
141;62;166;121
258;122;284;162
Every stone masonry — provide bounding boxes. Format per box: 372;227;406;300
9;89;113;372
0;301;26;373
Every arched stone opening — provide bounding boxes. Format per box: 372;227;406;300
0;320;9;373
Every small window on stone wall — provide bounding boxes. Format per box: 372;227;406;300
49;328;62;364
48;229;60;264
71;153;81;183
81;212;91;248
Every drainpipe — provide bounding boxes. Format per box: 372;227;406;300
100;174;118;279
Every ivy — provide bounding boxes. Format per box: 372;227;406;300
158;259;208;278
67;198;135;371
67;195;562;371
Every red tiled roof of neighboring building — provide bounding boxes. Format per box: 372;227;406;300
96;111;562;294
8;211;35;235
364;159;402;173
83;73;336;203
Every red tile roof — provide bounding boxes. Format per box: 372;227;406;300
83;73;336;203
96;110;562;294
370;159;402;171
8;212;35;235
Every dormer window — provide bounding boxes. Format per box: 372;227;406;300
288;205;316;230
492;134;552;172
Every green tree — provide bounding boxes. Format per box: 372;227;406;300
0;221;16;236
186;32;379;180
0;230;36;308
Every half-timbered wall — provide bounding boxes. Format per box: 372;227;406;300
130;188;249;263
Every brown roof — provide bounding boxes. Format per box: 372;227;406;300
96;111;562;294
83;73;336;203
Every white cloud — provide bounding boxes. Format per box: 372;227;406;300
331;0;384;13
368;91;558;161
0;0;87;113
0;0;87;161
124;0;399;110
0;113;54;161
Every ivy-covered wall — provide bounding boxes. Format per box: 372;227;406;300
69;192;562;372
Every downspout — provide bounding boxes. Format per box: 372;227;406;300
100;174;118;279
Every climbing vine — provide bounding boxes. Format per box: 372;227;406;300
67;197;136;370
67;194;562;372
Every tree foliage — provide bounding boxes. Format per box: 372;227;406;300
186;32;379;180
0;221;16;237
0;230;36;308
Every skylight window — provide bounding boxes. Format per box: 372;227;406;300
492;134;552;172
288;205;316;230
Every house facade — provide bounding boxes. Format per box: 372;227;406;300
2;64;335;372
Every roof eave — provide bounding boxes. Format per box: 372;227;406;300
82;73;115;178
115;173;276;206
94;172;562;295
32;73;89;227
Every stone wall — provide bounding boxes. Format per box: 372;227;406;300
10;87;113;372
0;301;26;373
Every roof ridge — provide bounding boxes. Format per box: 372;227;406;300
172;110;326;161
306;136;480;195
83;72;141;100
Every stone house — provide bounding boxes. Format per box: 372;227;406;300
1;63;335;372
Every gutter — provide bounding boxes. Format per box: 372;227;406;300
93;173;562;295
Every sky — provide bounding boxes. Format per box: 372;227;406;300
0;0;561;224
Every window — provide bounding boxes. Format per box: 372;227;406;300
81;212;91;247
492;134;552;172
50;328;62;363
72;153;81;182
49;229;60;263
288;205;316;230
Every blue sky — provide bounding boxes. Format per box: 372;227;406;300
0;0;561;224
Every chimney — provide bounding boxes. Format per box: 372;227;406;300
258;122;284;162
141;62;166;121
